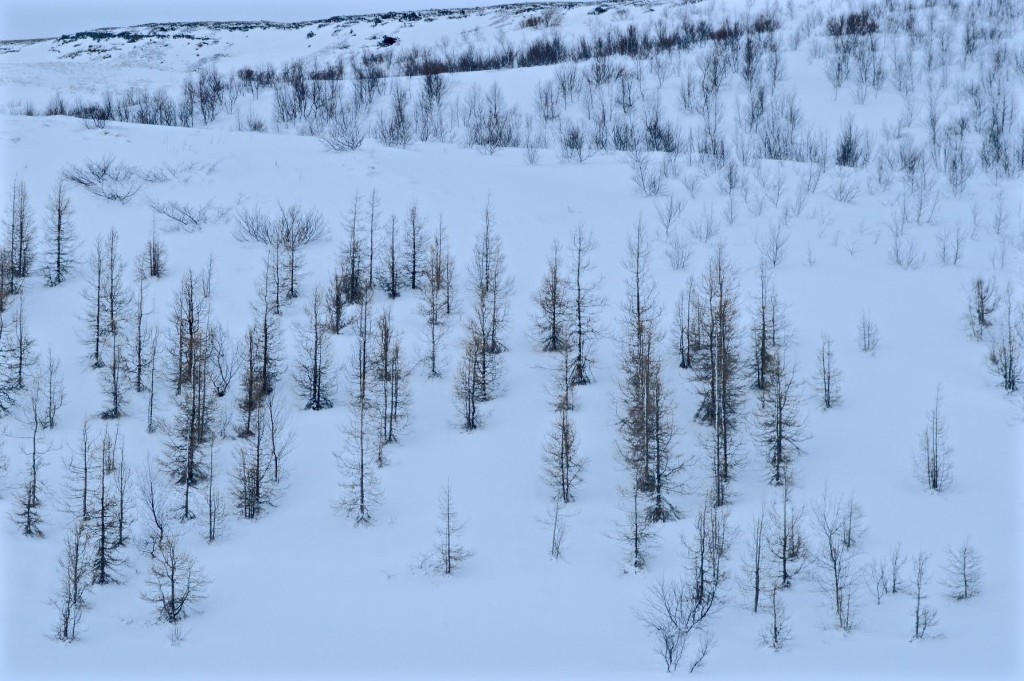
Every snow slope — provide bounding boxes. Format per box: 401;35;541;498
1;0;1022;679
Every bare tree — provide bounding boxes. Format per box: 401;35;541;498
237;284;282;435
88;427;128;585
137;460;172;559
616;220;684;523
742;503;768;613
542;394;585;504
767;475;805;589
130;268;153;393
816;334;842;409
812;490;861;631
207;322;236;399
100;330;129;419
51;521;90;642
673;279;700;371
567;225;603;385
618;481;656;572
336;392;382;526
943;538;982;600
635;556;721;673
684;494;731;608
40;347;65;429
366;189;381;292
989;285;1020;392
162;278;214;519
532;239;571;352
141;534;209;623
694;244;743;507
5;177;34;287
275;204;326;301
471;199;514;359
11;377;49;537
755;349;806;486
915;387;952;492
911;552;938;639
44;179;77;286
142;222;167;279
336;294;381;525
3;293;37;392
858;311;879;353
80;236;106;368
338;191;367;306
428;483;470;575
419;222;451;378
294;286;336;411
61;420;93;523
453;331;484;431
966;276;999;340
403;201;426;291
379;215;401;299
233;398;277;520
750;264;787;393
101;227;131;340
202;440;225;542
759;585;791;651
371;308;410;458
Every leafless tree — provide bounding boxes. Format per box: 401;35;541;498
137;459;172;559
542;393;585;504
767;475;805;589
915;387;952;492
816;334;841;409
141;534;208;623
759;585;791;651
966;276;999;341
337;191;367;306
51;521;90;641
618;481;656;572
419;223;451;378
943;538;982;600
5;177;34;287
812;490;861;630
694;244;743;507
11;377;49;537
276;204;326;301
532;239;571;353
403;202;426;291
428;483;471;575
453;332;484;431
142;222;167;279
858;311;879;353
616;220;684;522
294;286;336;411
379;215;401;299
44;179;77;286
742;503;769;613
912;552;938;639
636;544;722;674
568;225;603;385
371;308;410;459
202;440;225;542
755;348;806;486
233;398;277;520
989;284;1020;392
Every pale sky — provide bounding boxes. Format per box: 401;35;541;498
1;0;553;41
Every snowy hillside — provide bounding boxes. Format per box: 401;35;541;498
1;0;1022;679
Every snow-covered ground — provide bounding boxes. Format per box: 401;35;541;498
1;0;1022;678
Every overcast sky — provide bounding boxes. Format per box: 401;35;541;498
1;0;553;41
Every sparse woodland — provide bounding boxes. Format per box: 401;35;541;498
0;0;1021;677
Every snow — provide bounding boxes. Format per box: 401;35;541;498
1;0;1023;679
